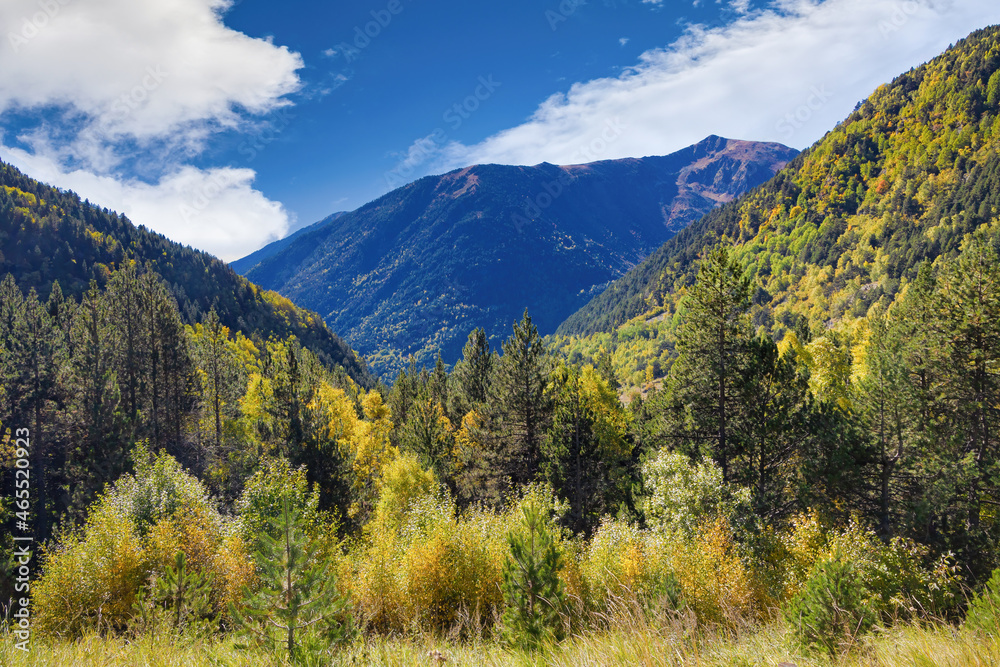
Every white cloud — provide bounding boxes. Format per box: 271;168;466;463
619;37;631;46
2;144;291;261
0;0;303;260
395;0;1000;177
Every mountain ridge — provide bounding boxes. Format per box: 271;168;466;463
238;136;797;379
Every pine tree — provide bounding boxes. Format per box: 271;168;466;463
488;310;553;488
230;495;352;662
136;551;216;637
659;244;752;481
501;498;566;649
452;327;493;414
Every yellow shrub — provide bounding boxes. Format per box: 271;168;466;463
34;506;148;636
670;517;759;625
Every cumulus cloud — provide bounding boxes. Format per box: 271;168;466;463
0;0;302;259
395;0;1000;177
3;144;291;261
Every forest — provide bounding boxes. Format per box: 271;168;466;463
0;237;998;664
2;20;1000;667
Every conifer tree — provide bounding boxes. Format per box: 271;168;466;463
488;310;553;488
230;495;352;662
660;244;752;481
136;551;216;637
501;498;566;649
452;327;493;413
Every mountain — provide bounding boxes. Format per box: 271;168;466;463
554;25;1000;387
230;211;347;274
237;136;797;379
0;161;374;387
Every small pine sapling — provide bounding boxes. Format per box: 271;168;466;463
133;551;216;638
501;498;566;649
784;553;875;657
229;494;352;663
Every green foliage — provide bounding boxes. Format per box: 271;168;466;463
784;553;875;657
0;160;373;387
966;567;1000;636
235;458;322;547
230;495;352;663
641;448;751;537
133;552;216;638
501;497;567;649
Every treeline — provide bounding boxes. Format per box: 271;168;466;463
556;26;1000;390
0;262;363;550
2;241;999;658
0;162;372;385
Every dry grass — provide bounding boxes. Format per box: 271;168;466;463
1;622;997;667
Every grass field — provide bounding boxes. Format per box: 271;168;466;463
2;621;997;666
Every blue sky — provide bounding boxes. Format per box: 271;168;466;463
2;0;999;260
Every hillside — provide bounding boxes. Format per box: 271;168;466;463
229;211;346;274
238;136;796;379
555;25;1000;387
0;161;374;387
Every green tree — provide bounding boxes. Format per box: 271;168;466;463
545;363;631;534
659;244;752;481
450;327;493;417
230;495;352;663
501;497;566;649
784;554;875;657
488;310;553;488
135;551;216;637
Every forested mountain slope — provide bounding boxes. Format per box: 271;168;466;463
0;162;373;386
238;136;796;379
555;26;1000;385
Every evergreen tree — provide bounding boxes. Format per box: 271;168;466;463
733;335;807;522
501;498;566;649
659;244;752;481
488;310;553;488
230;495;352;662
451;327;493;414
136;551;216;637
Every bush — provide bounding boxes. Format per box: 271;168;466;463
579;519;682;621
641;449;751;537
784;553;875;656
34;449;252;637
351;481;507;635
966;568;1000;636
34;504;147;636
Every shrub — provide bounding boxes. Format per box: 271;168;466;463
34;449;252;636
33;505;147;636
670;516;759;625
579;519;682;621
641;449;751;537
966;567;1000;636
784;553;875;656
